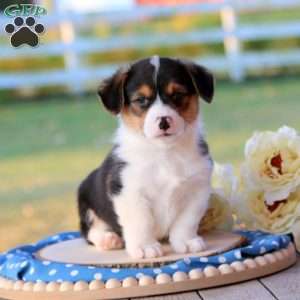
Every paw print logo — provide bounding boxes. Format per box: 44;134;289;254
5;16;45;47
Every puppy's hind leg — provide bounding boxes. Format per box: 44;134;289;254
86;210;124;251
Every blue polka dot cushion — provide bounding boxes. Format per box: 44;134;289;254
0;230;293;283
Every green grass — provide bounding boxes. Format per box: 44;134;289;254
1;76;300;251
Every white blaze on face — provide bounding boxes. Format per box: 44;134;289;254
144;55;185;140
150;55;160;83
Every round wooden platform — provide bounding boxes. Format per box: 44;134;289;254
0;238;296;299
37;231;244;267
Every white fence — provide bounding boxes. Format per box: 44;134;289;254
0;0;300;92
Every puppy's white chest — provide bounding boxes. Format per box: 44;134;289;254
114;123;211;242
142;152;193;193
141;154;201;238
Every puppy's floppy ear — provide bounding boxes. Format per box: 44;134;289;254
182;61;214;103
97;67;129;114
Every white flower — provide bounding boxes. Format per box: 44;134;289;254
200;192;233;232
242;126;300;205
238;186;300;251
212;163;238;202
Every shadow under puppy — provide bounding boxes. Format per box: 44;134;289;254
78;56;214;259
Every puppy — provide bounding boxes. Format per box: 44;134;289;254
78;56;214;259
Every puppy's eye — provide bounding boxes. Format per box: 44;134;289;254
132;96;150;108
172;92;186;100
171;92;187;107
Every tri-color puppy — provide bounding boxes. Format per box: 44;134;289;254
78;56;214;259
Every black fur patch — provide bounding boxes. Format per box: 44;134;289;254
105;155;126;196
77;148;126;239
183;62;214;103
198;137;210;156
98;70;128;114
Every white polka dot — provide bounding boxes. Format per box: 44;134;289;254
42;261;51;266
94;273;102;280
111;268;120;273
52;235;60;240
6;254;14;259
49;269;57;276
88;266;95;269
199;257;208;262
57;279;63;283
234;250;242;259
65;264;73;268
29;268;35;275
136;273;145;279
36;279;43;283
218;256;226;263
70;270;79;277
184;258;191;264
153;268;162;274
272;241;279;247
169;264;178;269
20;261;28;268
259;239;265;245
260;247;266;254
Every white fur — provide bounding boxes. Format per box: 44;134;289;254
112;114;212;258
143;98;185;139
150;55;160;83
87;209;123;250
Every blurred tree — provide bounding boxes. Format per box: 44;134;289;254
0;0;34;12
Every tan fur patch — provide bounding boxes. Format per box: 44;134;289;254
165;82;187;95
178;95;199;123
121;84;153;132
132;84;153;99
165;82;199;124
121;106;147;133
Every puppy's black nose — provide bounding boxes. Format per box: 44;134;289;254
159;116;170;131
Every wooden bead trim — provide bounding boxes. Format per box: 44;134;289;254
0;243;296;297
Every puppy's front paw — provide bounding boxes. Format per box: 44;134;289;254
187;236;206;252
171;236;206;254
93;231;124;251
127;242;164;259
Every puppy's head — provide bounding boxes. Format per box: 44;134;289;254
98;56;214;142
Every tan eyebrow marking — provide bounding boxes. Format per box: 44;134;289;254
165;82;188;95
131;84;153;100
